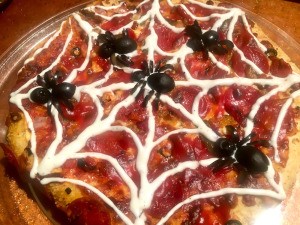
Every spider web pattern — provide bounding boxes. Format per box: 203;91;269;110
9;0;300;224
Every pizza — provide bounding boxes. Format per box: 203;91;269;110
2;0;300;224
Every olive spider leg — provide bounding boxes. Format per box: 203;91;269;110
209;157;235;173
237;133;254;147
149;60;154;74
61;98;74;110
142;90;155;107
154;92;162;110
37;75;46;87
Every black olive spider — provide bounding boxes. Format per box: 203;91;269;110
209;125;270;179
30;71;76;115
185;20;234;55
97;29;137;67
131;60;175;107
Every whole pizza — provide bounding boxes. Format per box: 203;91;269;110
2;0;300;224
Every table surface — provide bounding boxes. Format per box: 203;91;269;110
0;0;300;55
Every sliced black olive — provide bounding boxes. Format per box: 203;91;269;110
187;38;204;51
213;138;236;157
219;39;234;51
249;139;270;147
225;219;242;225
65;187;72;194
237;169;249;185
52;83;76;99
30;87;51;104
147;73;175;94
237;133;254;147
99;42;114;58
77;159;96;171
37;74;46;87
235;145;269;173
115;54;134;67
225;125;240;142
156;63;174;73
43;71;62;89
185;20;203;39
131;70;146;82
265;48;277;57
114;36;137;54
202;30;219;47
208;43;228;55
209;157;235;173
97;31;114;44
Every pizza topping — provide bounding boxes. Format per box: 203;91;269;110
185;20;234;55
30;71;76;115
97;29;137;63
131;60;175;107
65;187;72;194
265;48;277;57
210;125;269;174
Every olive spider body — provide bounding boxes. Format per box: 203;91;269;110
185;20;234;55
131;60;175;107
147;72;175;94
30;71;76;115
210;125;269;175
97;29;137;66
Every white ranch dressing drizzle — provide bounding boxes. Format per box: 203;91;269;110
10;0;300;224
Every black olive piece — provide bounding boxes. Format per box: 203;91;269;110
225;125;239;142
114;36;137;54
30;87;51;104
116;54;134;67
131;70;146;82
187;38;204;52
209;157;235;173
77;159;96;171
206;0;214;5
97;31;114;44
235;145;269;173
265;48;277;57
213;138;236;157
99;42;115;58
202;30;219;47
185;20;203;39
71;47;81;57
209;43;228;55
236;169;249;185
225;219;242;225
65;187;72;195
32;71;76;116
237;133;254;147
131;60;175;107
147;73;175;94
0;0;12;12
219;39;234;51
52;83;76;99
249;139;270;147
